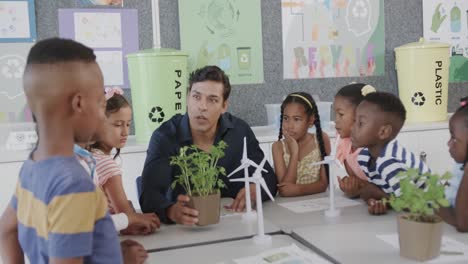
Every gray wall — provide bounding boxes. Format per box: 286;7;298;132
35;0;466;127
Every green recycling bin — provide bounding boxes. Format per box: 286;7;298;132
395;38;450;123
127;49;188;143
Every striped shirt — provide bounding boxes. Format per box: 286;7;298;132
92;149;123;213
357;139;430;197
92;149;122;187
10;156;122;263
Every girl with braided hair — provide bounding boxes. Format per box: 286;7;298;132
272;92;331;197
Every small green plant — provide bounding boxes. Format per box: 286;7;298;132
170;141;227;197
385;169;451;223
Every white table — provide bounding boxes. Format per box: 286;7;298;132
146;234;333;264
121;199;281;251
292;217;468;264
263;192;392;231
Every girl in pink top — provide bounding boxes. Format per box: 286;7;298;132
334;83;376;198
91;87;159;235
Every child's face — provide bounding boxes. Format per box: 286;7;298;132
96;106;132;149
333;96;356;138
448;114;468;163
282;102;314;141
77;63;107;143
351;101;383;148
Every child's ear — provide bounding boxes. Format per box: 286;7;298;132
308;115;316;127
71;93;84;114
378;124;393;140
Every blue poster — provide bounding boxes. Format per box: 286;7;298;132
0;0;36;43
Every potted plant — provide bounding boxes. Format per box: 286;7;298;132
170;141;227;226
385;169;451;261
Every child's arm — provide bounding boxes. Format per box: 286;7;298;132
277;163;328;197
0;205;24;264
439;166;468;232
103;176;160;234
338;160;368;198
272;139;299;184
359;183;388;201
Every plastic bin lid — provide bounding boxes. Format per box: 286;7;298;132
127;48;188;58
394;38;450;51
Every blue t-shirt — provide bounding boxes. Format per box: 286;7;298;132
10;156;122;264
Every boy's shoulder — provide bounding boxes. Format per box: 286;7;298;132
19;156;96;203
378;140;410;160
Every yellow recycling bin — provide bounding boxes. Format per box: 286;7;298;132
395;38;450;123
127;49;188;143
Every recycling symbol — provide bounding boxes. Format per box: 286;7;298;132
411;92;426;106
352;0;368;18
1;58;24;79
148;106;165;123
240;54;249;63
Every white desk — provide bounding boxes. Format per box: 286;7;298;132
292;217;468;264
121;203;281;251
146;234;332;264
263;192;392;231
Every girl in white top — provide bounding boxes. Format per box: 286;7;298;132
90;87;159;235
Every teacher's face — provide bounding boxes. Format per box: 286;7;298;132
187;80;228;135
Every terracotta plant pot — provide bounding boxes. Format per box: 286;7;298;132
397;214;443;261
188;192;221;226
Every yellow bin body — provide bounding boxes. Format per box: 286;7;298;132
127;49;188;143
395;38;450;123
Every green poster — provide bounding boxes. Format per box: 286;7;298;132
179;0;264;84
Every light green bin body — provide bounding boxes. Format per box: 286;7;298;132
127;49;188;143
395;38;450;123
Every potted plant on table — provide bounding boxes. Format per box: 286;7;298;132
170;141;227;226
385;169;451;261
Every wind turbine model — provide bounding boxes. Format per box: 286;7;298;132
310;135;346;217
227;137;267;220
230;157;275;245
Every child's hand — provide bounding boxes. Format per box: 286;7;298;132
338;176;362;198
367;198;388;215
282;131;299;156
122;213;159;235
121;239;148;264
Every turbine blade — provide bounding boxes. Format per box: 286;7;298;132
230;178;256;184
310;160;329;166
242;137;247;160
259;178;275;202
253;157;268;175
227;164;247;178
246;159;268;173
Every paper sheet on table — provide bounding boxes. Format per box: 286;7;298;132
233;244;331;264
278;197;361;213
377;233;468;263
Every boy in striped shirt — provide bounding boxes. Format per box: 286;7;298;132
0;38;122;264
351;92;430;215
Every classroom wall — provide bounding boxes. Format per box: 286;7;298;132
34;0;466;127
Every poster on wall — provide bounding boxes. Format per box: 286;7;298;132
0;43;33;123
179;0;264;85
281;0;385;79
76;0;123;7
58;9;138;88
0;0;36;43
423;1;468;83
